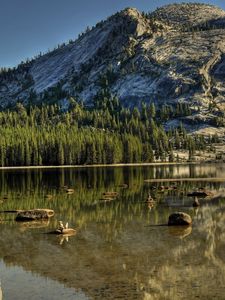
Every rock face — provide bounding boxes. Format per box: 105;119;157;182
15;209;54;221
1;3;225;133
168;212;192;226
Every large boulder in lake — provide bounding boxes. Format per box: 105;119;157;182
168;212;192;226
15;209;54;222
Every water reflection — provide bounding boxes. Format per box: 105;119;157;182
0;261;88;300
18;220;50;232
0;164;225;299
168;226;192;239
139;204;225;300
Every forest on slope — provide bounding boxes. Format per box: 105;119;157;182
0;96;215;167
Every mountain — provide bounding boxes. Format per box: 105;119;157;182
1;3;225;135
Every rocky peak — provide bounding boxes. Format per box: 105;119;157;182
150;3;225;30
111;7;150;38
119;7;141;18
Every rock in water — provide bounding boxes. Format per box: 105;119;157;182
66;189;74;194
48;228;76;235
168;212;192;226
15;209;54;221
47;221;76;235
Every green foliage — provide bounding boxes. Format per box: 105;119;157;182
0;97;210;166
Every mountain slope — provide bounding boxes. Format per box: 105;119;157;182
1;3;225;134
0;8;152;104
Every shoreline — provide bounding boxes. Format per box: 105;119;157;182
0;161;219;171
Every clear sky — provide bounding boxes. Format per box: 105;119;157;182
1;0;225;68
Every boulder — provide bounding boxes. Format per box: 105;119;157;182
168;212;192;226
15;209;54;222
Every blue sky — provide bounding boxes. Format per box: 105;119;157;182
1;0;225;68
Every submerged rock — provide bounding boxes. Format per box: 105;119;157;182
15;209;54;222
49;228;76;235
168;212;192;226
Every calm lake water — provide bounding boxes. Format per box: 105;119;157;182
0;164;225;300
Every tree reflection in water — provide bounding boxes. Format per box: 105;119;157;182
0;164;225;299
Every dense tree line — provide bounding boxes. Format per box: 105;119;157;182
0;95;211;167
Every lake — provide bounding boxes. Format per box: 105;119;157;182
0;164;225;300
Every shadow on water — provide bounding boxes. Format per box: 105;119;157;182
0;163;225;299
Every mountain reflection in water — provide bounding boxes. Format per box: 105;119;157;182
0;164;225;300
